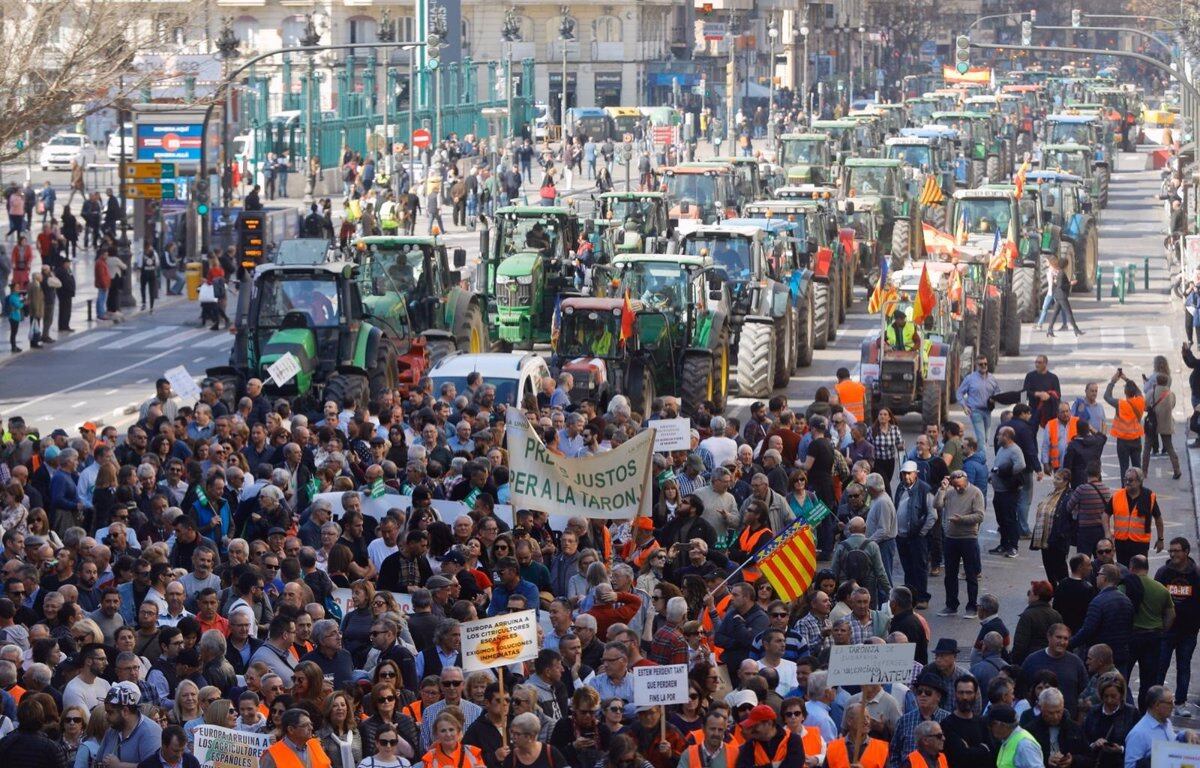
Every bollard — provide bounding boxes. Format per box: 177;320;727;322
86;299;92;322
1096;265;1102;302
1144;254;1151;291
1120;266;1128;304
1127;263;1137;296
1111;265;1123;298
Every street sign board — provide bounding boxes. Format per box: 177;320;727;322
124;162;162;179
412;128;432;149
123;183;163;199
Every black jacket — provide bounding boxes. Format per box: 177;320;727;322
1027;713;1094;768
889;609;929;665
139;750;200;768
997;417;1041;473
0;730;68;768
225;636;262;675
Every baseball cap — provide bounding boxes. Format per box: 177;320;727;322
437;550;466;566
44;446;61;460
49;428;68;439
900;460;919;474
79;422;98;432
739;704;778;729
267;527;287;537
634;517;654;531
105;681;141;706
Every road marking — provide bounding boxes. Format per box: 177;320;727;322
193;356;205;363
1147;324;1173;351
54;331;118;352
193;333;235;349
144;328;209;349
135;378;149;384
1100;326;1125;349
70;401;86;409
101;327;176;350
104;389;118;395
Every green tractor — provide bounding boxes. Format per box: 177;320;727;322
592;191;673;259
1040;143;1106;209
1043;114;1113;206
484;205;581;349
778;134;835;185
1026;170;1100;293
904;96;940;127
839;157;924;266
885;133;956;229
810;119;861;163
206;261;409;411
931;111;1006;185
711;156;772;201
351;235;490;363
593;254;733;415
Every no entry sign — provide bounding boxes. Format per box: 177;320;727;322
412;128;432;149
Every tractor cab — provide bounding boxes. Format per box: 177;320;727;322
904;97;940;126
664;163;739;225
487;206;581;347
711;156;769;201
810;119;860;161
778;134;833;184
595;191;671;256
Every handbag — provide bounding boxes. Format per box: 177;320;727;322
198;283;216;303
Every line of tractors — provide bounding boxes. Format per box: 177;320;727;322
203;66;1131;425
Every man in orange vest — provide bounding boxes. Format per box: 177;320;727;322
261;709;332;768
678;711;741;768
733;704;806;768
1039;402;1078;472
905;721;948;768
1104;372;1146;483
836;368;867;423
827;703;889;768
1106;467;1164;565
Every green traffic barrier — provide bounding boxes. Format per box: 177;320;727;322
1144;254;1150;291
1111;265;1126;303
1126;263;1137;296
1096;265;1102;302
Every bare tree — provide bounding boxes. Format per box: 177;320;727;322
0;0;178;163
866;0;940;77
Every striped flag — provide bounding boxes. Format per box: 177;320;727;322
912;262;937;324
922;223;957;257
756;521;818;602
919;175;945;206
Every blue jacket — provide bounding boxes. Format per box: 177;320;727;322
1070;584;1133;662
49;469;79;518
963;452;989;497
117;580;144;625
487;577;540;617
1188;290;1200;327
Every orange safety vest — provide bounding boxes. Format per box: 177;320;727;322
826;738;889;768
621;538;662;571
421;743;487;768
404;700;424;723
750;727;800;768
1046;417;1078;469
5;684;24;703
1110;395;1145;441
266;739;332;768
836;380;867;422
685;741;741;768
904;750;948;768
737;527;772;582
799;726;825;762
701;593;732;661
1110;488;1156;544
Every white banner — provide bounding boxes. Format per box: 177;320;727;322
164;365;200;402
1153;739;1200;768
648;418;691;452
506;422;655;519
193;724;273;768
632;664;691;706
267;352;301;388
826;643;917;686
927;356;947;381
460;609;539;673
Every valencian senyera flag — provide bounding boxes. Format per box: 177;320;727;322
756;519;818;601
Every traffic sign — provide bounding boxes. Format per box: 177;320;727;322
123;183;163;199
123;162;162;180
412;128;432;149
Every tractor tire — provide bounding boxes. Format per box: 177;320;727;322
925;203;946;231
796;286;815;367
323;373;370;410
736;323;775;399
986;155;1001;183
1013;266;1037;323
425;337;456;368
209;373;242;414
827;270;841;341
711;326;730;411
456;302;488;354
980;291;1002;371
368;346;397;402
812;282;830;350
891;219;912;265
1099;167;1111;208
774;305;795;388
1002;286;1022;357
1075;228;1099;293
680;354;714;417
626;362;655;421
971;159;986;186
922;379;945;425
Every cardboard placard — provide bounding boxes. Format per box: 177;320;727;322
164;365;200;402
460;609;539;672
632;664;691;706
648;417;691;452
826;643;917;686
266;352;301;387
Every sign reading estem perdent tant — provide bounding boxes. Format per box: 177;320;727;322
194;724;272;768
461;610;539;673
826;643;918;686
506;422;655;519
632;664;690;706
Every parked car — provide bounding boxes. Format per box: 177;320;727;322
40;133;97;170
426;352;550;409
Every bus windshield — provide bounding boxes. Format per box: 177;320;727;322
575;117;610;142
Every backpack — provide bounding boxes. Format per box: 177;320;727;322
838;539;875;594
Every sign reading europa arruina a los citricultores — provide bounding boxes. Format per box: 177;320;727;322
505;420;656;518
460;609;539;673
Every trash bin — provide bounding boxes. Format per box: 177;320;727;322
186;262;203;301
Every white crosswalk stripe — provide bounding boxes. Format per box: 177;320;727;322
54;331;119;352
99;327;176;350
1100;326;1125;350
193;332;236;349
144;328;210;349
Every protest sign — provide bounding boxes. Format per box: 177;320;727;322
506;421;655;519
164;365;201;402
266;353;301;388
826;643;917;686
193;724;272;768
632;664;690;706
648;417;691;452
1153;739;1200;768
461;609;539;672
312;492;541;529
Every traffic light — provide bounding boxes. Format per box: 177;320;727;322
1071;9;1081;27
954;34;970;75
194;177;210;217
427;33;440;71
1021;20;1032;45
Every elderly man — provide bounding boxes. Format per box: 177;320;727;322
261;708;331;768
1125;685;1200;768
935;469;985;616
906;720;948;768
299;619;353;688
693;467;741;542
742;472;790;534
987;704;1042;768
888;673;949;768
864;474;898;582
715;583;770;679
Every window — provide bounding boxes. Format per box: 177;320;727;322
281;16;309;48
348;16;376;45
233;16;258;48
592;16;621;43
461;19;471;55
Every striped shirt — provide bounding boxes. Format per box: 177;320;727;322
1067;481;1112;529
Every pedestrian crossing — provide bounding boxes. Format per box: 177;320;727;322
52;325;234;353
1019;323;1176;356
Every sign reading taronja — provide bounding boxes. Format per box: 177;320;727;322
826;643;918;686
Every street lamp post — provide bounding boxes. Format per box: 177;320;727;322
300;13;322;203
216;19;240;210
378;9;396;187
858;25;866;100
502;8;521;160
767;16;778;147
429;3;447;150
800;25;810;118
726;12;737;147
558;7;574;166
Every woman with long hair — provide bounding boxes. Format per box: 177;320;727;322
293;661;327;708
270;696;294;741
1030;468;1074;584
342;579;377;664
27;507;63;549
567;549;600;608
667;681;706;736
1046;255;1083;337
71;704;108;768
321;691;364;768
648;581;683;635
360;683;418;760
601;734;653;768
464;672;493;708
601;698;627;738
327;544;355;588
91;463;118;529
652;478;680;529
204;700;238;730
636;548;668;598
419;711;485;768
172;680;202;727
867;407;904;495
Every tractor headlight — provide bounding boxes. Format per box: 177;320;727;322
497;275;512;285
902;372;914;381
517;275;534;285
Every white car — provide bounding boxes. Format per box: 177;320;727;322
426;352;550;409
39;133;97;170
106;124;133;160
533;103;550;140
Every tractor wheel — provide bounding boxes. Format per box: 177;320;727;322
456;302;488;354
891;219;912;266
425;337;456;368
680;354;714;417
796;286;815;367
986;155;1001;183
828;269;841;341
812;281;830;350
711;326;730;411
1098;168;1110;208
1076;228;1099;293
922;379;945;426
736;323;775;399
626;362;656;421
971;159;986;186
980;291;1002;371
368;346;397;401
774;306;795;388
209;373;242;414
836;263;848;323
925;203;946;231
1013;265;1037;323
1002;285;1022;357
323;373;370;411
